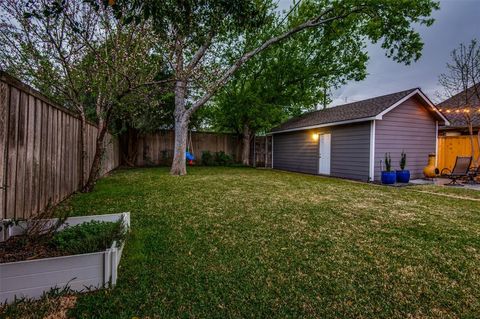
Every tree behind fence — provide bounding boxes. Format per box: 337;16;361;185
0;73;119;220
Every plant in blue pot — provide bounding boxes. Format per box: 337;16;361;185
381;153;396;184
396;151;410;183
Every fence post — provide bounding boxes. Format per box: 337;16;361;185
78;117;85;190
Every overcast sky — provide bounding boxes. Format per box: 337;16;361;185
277;0;480;106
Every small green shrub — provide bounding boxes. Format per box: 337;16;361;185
201;151;234;166
214;151;233;166
50;220;126;255
201;151;216;166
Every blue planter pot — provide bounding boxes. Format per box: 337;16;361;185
396;170;410;183
381;171;396;184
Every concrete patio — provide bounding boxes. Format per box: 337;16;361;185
410;178;480;191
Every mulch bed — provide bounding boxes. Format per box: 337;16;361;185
0;236;66;263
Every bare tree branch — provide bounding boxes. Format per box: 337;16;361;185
185;31;215;75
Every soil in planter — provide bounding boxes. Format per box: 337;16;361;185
0;236;65;263
0;220;126;263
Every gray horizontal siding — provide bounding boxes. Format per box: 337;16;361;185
374;96;436;180
273;129;323;174
330;122;370;181
272;123;371;180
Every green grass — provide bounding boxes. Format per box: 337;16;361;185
8;167;480;318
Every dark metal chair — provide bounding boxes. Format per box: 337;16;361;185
465;165;480;184
440;156;472;186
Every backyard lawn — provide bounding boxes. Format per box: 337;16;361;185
5;167;480;318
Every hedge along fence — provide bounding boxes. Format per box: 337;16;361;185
0;72;120;220
133;130;243;166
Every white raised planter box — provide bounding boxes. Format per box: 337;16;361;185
0;212;130;304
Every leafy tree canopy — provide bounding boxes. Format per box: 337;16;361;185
209;0;372;136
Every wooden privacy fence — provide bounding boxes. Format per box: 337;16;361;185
437;136;480;170
134;131;242;166
0;73;120;220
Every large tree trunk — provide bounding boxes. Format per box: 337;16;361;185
82;121;108;192
171;115;189;175
241;124;251;166
170;80;189;175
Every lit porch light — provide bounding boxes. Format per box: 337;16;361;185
312;133;319;141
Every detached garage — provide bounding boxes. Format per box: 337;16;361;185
270;88;449;182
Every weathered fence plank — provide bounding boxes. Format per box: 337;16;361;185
24;95;35;217
15;92;27;218
6;87;19;219
33;98;41;216
46;104;53;212
0;82;9;220
52;108;58;204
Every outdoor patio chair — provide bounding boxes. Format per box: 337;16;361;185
465;165;480;184
440;156;472;186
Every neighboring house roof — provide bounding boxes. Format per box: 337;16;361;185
437;84;480;130
271;88;448;134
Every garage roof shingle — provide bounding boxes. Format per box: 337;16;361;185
271;88;419;133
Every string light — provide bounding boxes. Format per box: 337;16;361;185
439;107;480;113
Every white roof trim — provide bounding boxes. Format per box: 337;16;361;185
375;89;450;125
269;116;377;135
270;89;450;135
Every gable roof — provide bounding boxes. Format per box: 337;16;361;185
437;84;480;129
271;88;448;134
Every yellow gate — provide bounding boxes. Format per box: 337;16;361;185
437;136;479;170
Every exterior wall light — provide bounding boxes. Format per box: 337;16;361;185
312;133;319;141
